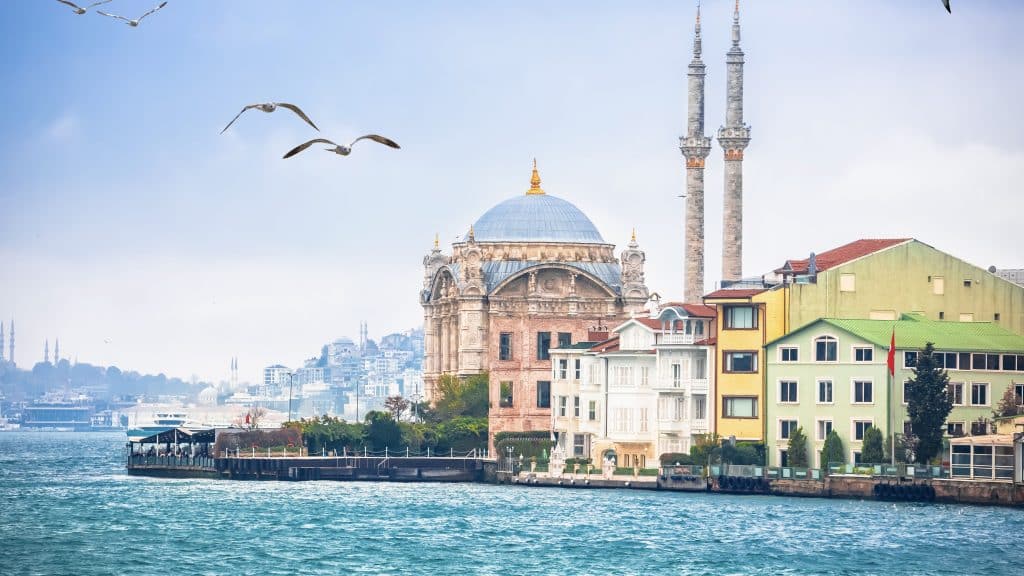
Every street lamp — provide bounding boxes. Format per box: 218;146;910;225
287;371;295;423
411;393;422;423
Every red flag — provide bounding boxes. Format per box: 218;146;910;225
245;412;251;424
886;329;896;377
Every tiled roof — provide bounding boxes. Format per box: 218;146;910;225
776;238;911;275
590;337;620;353
769;314;1024;353
703;288;767;300
682;304;716;318
633;318;663;329
550;342;599;351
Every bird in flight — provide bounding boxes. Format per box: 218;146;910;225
97;1;167;27
942;0;951;12
220;102;319;134
55;0;111;15
283;135;401;159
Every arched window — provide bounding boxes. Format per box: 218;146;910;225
814;336;838;362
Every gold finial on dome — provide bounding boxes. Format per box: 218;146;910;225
433;233;439;250
468;224;475;241
631;227;637;242
526;158;545;195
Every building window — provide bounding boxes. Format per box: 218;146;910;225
853;380;873;404
724;352;757;373
1016;384;1024;407
970;383;988;406
1002;355;1018;372
536;332;552;360
557;332;572;349
935;352;957;370
612;408;633;433
557;359;568;380
839;273;856;292
639;408;648;433
558;395;567;417
816;419;833;441
588;400;597;421
970;420;991;436
933;276;945;295
574;396;580;417
904;351;918;368
724;305;757;329
853;420;873;441
780;347;799;362
723;396;758;418
963;279;972;288
959;313;974;322
779;380;798;403
853;451;863;465
693;395;707;420
994;313;1001;322
499;332;513;361
948;382;964;406
814;336;838;362
499;381;513;407
939;311;945;320
854;347;873;362
946;422;965;437
612;366;634;387
779;419;798;440
573;434;586;457
959;352;971;370
574;359;581;380
671;363;682;387
536;381;551;408
640;366;650;387
818;380;833;404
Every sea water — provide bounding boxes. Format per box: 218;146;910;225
1;432;1021;575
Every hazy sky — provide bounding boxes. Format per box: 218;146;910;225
2;1;1021;383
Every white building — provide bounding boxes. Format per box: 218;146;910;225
550;303;716;469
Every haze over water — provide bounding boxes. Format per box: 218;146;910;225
1;433;1021;575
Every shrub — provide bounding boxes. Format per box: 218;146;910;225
787;427;808;468
659;453;694;466
821;429;845;466
861;426;884;464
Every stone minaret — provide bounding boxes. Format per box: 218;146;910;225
0;321;5;362
54;339;60;363
680;4;712;303
45;339;50;364
717;0;751;282
8;318;13;365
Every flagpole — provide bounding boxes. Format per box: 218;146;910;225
889;327;896;466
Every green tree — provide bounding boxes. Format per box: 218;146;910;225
432;373;489;421
689;433;719;466
364;411;402;451
821;429;845;466
861;426;884;464
384;395;409;421
787;427;809;467
905;342;953;464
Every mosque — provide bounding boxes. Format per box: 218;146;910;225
420;163;649;445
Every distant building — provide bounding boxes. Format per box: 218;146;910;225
994;268;1024;288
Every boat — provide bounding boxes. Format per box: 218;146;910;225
127;411;198;440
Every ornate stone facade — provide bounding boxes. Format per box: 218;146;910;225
420;164;649;449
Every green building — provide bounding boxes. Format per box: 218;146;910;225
765;315;1024;468
775;239;1024;336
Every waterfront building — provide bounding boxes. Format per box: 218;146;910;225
775;238;1024;335
550;303;716;467
703;285;788;442
764;315;1024;468
421;162;649;449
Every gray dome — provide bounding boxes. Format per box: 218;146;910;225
469;194;605;244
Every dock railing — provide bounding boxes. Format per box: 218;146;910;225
766;467;823;481
128;454;217;470
826;462;948;478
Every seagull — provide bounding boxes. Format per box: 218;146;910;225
942;0;950;12
220;102;319;134
282;135;401;159
55;0;111;15
103;338;111;344
97;1;167;27
677;194;687;198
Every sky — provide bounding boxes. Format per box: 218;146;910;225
1;0;1022;384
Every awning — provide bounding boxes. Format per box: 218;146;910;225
131;427;216;444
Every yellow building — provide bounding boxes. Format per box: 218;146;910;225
704;286;789;441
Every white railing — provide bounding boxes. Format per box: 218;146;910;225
660;333;696;345
691;419;709;433
652;378;709;391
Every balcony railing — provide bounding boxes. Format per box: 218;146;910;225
659;333;696;345
652;378;709;392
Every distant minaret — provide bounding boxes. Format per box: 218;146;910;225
717;0;751;282
680;3;712;303
45;339;50;364
0;321;5;362
54;339;60;363
8;319;13;365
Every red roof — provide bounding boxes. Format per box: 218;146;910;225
703;288;767;300
681;304;716;318
695;337;716;346
590;336;619;352
633;318;662;329
776;238;911;275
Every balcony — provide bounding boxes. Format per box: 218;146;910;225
659;333;696;345
652;378;709;392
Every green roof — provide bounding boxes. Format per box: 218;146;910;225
550;342;599;351
770;314;1024;353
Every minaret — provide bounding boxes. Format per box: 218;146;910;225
717;0;751;282
0;321;5;362
680;3;712;303
8;319;13;365
45;339;50;364
54;339;60;363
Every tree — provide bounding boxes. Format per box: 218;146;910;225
384;395;409;421
787;427;809;467
364;411;402;451
821;430;845;466
235;406;267;430
861;426;884;464
993;385;1023;419
905;342;953;464
689;433;719;466
432;373;489;421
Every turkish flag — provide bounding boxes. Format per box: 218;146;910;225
886;329;896;377
245;412;251;424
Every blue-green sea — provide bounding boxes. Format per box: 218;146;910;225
1;432;1022;575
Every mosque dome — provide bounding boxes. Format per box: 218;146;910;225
198;386;218;406
467;162;606;244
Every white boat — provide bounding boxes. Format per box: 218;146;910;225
127;412;199;440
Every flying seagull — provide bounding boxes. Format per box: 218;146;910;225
942;0;950;12
282;135;401;159
97;1;167;27
55;0;111;15
220;102;319;134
